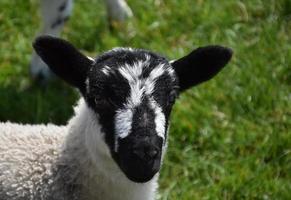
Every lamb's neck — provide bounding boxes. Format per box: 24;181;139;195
61;99;158;200
63;99;113;180
65;99;108;164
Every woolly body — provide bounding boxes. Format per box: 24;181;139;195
0;99;157;200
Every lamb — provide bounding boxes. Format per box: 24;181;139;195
30;0;132;82
0;36;232;200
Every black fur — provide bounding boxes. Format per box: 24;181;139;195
172;45;233;91
33;36;93;92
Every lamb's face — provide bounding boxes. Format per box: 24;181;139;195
33;36;232;183
85;48;178;182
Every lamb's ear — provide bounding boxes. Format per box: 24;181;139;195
171;45;232;92
33;36;93;91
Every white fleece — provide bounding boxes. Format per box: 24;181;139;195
0;99;158;200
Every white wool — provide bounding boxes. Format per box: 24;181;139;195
0;99;158;200
0;122;67;199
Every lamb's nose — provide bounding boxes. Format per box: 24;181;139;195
132;145;159;160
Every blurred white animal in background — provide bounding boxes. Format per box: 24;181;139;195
30;0;132;82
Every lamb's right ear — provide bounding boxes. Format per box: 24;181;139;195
33;36;93;90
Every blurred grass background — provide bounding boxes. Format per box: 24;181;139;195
0;0;290;199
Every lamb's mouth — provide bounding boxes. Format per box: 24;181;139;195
121;159;161;183
113;152;161;183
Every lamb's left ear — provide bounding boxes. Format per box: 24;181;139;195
171;45;233;92
33;36;93;91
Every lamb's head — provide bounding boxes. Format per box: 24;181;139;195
33;36;232;183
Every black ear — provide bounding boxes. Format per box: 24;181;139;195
172;45;232;92
33;36;93;91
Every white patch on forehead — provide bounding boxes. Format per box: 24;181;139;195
128;80;144;106
149;98;166;140
118;62;143;83
101;65;111;76
114;108;133;152
145;64;166;95
119;62;144;107
114;55;171;151
149;64;166;80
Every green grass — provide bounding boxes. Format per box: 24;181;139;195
0;0;290;199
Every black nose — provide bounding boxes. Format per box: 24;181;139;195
132;145;159;161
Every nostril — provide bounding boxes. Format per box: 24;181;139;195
132;147;159;160
147;149;158;159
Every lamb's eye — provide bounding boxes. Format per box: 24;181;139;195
94;97;107;106
94;96;117;108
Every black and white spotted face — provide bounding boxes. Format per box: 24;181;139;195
34;36;232;183
84;48;178;182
